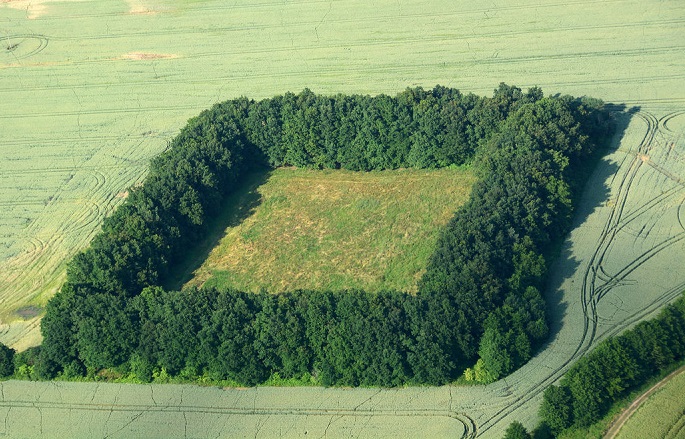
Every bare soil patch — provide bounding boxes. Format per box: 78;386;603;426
15;305;42;320
0;0;86;19
119;52;179;60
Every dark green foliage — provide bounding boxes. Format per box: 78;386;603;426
419;92;611;380
132;287;209;375
241;85;512;171
37;84;613;386
404;290;464;384
539;385;573;434
0;342;14;378
540;292;685;433
253;292;311;380
503;421;532;439
199;289;267;385
531;424;554;439
315;290;413;386
477;305;533;382
13;346;48;380
74;292;139;372
39;282;80;373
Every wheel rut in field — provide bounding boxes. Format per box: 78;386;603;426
2;34;48;60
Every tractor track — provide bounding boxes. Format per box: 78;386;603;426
1;0;684;432
0;388;478;439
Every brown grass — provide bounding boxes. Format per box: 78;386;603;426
185;167;475;294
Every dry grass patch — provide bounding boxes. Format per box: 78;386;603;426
184;167;475;294
119;52;179;60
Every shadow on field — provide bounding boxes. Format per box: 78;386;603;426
542;104;638;344
165;169;273;291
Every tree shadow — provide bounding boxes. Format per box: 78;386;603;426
164;168;273;291
541;103;638;346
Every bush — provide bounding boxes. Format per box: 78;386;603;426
503;421;532;439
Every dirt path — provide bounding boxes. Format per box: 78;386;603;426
604;365;685;439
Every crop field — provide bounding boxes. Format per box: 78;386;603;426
1;0;684;350
0;381;468;438
615;369;685;439
3;93;678;439
182;167;475;294
608;366;685;439
1;0;684;437
620;376;685;439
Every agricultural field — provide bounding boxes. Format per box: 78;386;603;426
610;366;685;439
1;0;684;349
614;370;685;439
182;167;475;294
0;380;467;438
1;0;684;438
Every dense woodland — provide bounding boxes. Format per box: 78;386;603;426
8;84;613;386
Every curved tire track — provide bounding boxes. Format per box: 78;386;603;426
1;34;48;60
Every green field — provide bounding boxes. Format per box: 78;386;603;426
182;167;475;294
1;0;685;437
616;369;685;439
0;380;468;439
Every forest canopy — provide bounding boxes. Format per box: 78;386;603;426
30;84;613;386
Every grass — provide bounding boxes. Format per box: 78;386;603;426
182;167;476;294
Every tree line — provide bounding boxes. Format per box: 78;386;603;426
11;84;612;386
539;292;685;436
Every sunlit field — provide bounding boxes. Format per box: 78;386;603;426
1;0;684;437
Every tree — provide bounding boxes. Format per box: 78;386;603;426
477;305;533;383
253;292;311;379
539;385;573;434
199;289;267;385
74;292;138;372
503;421;532;439
0;342;15;378
39;282;83;377
36;85;612;387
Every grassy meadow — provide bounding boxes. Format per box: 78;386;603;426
182;167;475;294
